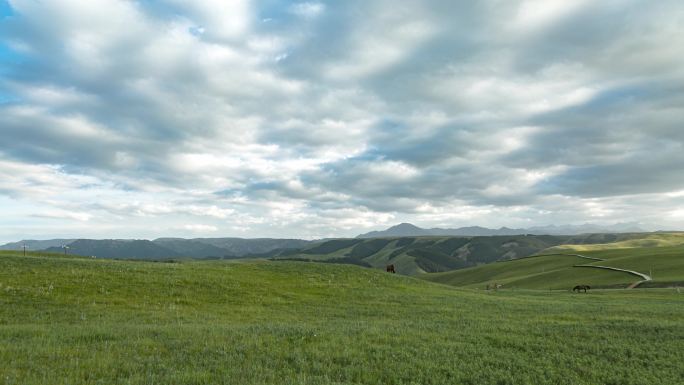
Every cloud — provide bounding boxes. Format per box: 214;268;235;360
1;0;684;242
31;210;93;222
290;2;325;19
182;224;219;233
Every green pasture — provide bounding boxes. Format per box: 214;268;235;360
1;252;683;385
422;238;684;290
546;232;684;252
422;254;637;289
559;246;684;283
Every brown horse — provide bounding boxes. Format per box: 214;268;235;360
573;285;590;293
386;264;396;274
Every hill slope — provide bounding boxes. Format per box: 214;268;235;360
421;236;684;289
45;239;179;259
3;237;312;259
0;251;682;384
268;233;664;275
184;237;311;256
0;239;76;251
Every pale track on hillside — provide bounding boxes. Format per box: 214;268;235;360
573;264;652;282
558;253;652;288
520;253;653;288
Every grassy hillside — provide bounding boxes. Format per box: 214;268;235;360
272;234;572;274
423;254;633;289
546;232;684;252
421;239;684;289
559;245;684;284
1;251;683;384
269;233;684;275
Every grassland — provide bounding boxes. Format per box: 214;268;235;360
421;235;684;290
422;254;636;289
1;251;683;385
268;233;684;276
544;232;684;252
558;246;684;289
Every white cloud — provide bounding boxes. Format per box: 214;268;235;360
324;3;437;80
290;2;325;19
31;210;93;222
182;224;219;233
165;0;252;40
512;0;591;32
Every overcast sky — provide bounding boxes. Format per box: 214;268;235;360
1;0;684;242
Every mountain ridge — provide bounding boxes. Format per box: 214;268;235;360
0;223;649;262
356;222;646;238
1;237;312;260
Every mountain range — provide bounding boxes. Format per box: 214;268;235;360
0;237;311;260
263;232;652;275
0;222;647;260
356;222;646;238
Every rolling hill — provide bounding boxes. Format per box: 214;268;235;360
44;239;180;259
3;237;312;260
0;239;76;251
4;232;681;278
184;237;311;256
266;234;637;274
421;233;684;289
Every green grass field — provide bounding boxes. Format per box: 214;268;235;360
421;239;684;290
545;232;684;252
421;254;637;289
549;245;684;283
1;251;683;384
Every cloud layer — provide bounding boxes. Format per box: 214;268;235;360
1;0;684;241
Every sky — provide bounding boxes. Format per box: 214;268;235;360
1;0;684;242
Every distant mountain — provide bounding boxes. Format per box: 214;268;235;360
269;232;664;275
268;234;569;275
527;223;645;235
1;237;312;260
1;225;648;263
356;223;528;238
356;223;646;238
45;239;179;259
358;223;432;238
152;238;233;258
0;239;76;251
184;238;311;256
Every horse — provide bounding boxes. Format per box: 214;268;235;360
573;285;590;293
386;264;396;274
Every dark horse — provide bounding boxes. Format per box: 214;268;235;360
573;285;590;293
386;264;396;274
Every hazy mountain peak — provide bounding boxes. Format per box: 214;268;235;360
356;222;647;238
389;223;423;230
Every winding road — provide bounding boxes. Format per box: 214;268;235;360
529;253;653;288
573;264;652;281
